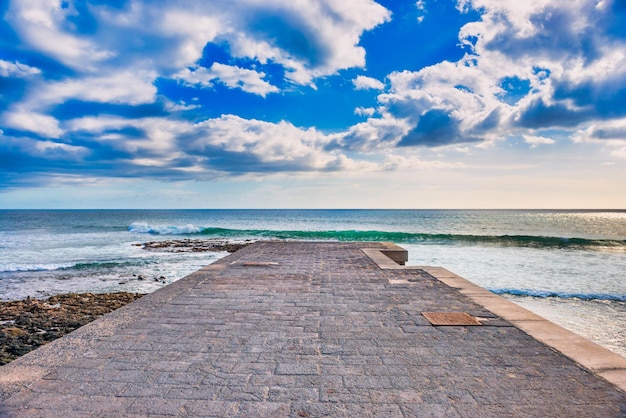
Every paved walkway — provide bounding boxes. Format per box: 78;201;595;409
1;242;625;417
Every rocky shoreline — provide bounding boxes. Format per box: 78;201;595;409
0;292;144;365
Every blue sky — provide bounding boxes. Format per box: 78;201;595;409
1;0;625;208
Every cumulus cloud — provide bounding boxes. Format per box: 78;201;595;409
0;108;413;183
61;113;370;176
572;120;626;143
1;0;391;154
355;107;376;117
332;115;412;151
522;134;555;147
2;111;64;138
175;63;279;97
37;71;158;107
5;0;114;71
353;75;385;90
184;115;351;173
571;119;626;159
5;0;390;82
1;70;158;137
460;0;626;126
239;0;391;83
3;0;625;190
0;60;41;78
354;58;504;148
343;0;626;151
0;132;91;187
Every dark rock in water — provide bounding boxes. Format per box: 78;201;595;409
0;292;144;365
137;275;145;280
138;239;253;253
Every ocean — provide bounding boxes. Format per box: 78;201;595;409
0;209;624;357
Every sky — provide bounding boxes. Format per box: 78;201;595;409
1;0;625;209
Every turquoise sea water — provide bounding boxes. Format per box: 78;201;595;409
0;209;624;356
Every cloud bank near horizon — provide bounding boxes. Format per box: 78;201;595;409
1;0;626;192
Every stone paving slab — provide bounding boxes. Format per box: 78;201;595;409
1;241;626;417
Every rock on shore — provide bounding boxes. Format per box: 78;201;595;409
137;239;253;253
0;292;144;365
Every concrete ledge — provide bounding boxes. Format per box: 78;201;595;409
362;246;626;393
361;248;404;269
379;242;408;265
361;246;412;270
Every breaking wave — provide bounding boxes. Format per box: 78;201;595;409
127;222;626;250
128;222;203;235
0;263;76;273
0;260;149;274
490;288;626;302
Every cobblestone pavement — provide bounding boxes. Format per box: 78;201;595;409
1;242;625;417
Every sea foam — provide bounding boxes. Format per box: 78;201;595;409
128;222;203;235
490;288;626;302
0;263;76;273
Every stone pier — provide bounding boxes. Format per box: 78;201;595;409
1;242;625;417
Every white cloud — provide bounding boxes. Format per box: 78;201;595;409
355;107;376;117
338;115;412;151
0;135;90;161
416;0;427;23
352;75;385;90
456;0;626;122
522;134;555;147
6;0;113;71
370;58;507;147
67;115;187;157
383;153;465;170
0;60;41;78
190;115;344;171
175;63;279;97
572;120;626;143
63;113;389;174
174;68;214;88
347;0;626;151
66;116;134;133
2;111;63;138
36;71;157;106
164;101;201;112
32;140;90;158
7;0;390;84
1;70;158;137
571;120;626;159
225;0;392;85
2;0;391;142
5;0;625;187
157;10;223;68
